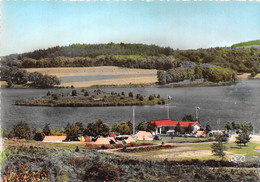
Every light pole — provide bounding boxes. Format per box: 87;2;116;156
195;105;200;122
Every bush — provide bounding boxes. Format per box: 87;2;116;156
81;88;85;92
72;89;77;96
138;95;144;101
46;91;51;96
84;91;89;96
148;95;154;101
129;92;133;97
83;162;120;182
33;132;45;141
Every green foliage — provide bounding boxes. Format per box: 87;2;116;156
236;133;251;148
11;121;31;139
71;89;77;96
136;121;155;132
33;132;45;141
42;123;51;136
202;67;235;82
112;121;133;135
0;66;28;87
182;115;194;121
231;40;260;48
84;91;89;96
211;136;226;160
128;92;133;97
28;72;60;88
83;119;110;137
206;124;211;134
65;123;81;141
83;162;120;182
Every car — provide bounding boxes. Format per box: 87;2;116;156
166;130;175;135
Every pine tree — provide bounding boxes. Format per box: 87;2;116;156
211;136;226;160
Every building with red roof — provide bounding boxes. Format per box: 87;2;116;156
149;119;200;135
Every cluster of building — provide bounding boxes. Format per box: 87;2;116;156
41;119;208;143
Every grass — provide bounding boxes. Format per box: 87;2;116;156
135;137;213;144
133;149;165;156
189;142;260;157
231;40;260;48
225;142;260;157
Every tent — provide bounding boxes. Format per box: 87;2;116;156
118;135;136;143
42;136;66;143
94;137;110;145
136;131;153;141
195;130;207;137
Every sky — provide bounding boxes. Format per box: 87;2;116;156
1;1;260;56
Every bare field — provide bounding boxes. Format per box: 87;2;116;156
24;66;157;77
60;75;157;87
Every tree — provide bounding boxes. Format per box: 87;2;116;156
206;124;211;134
72;89;77;96
84;91;89;96
185;124;193;134
182;115;195;121
128;92;133;97
211;135;226;160
148;95;155;101
194;66;203;79
42;123;51;136
33;132;45;141
136;121;155;132
12;121;31;139
83;119;110;138
28;72;60;88
225;122;232;132
75;122;84;136
235;133;251;148
175;122;181;135
65;123;80;141
157;70;166;84
112;121;132;135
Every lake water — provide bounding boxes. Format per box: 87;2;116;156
1;78;260;133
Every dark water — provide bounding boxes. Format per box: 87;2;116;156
60;73;156;83
1;79;260;133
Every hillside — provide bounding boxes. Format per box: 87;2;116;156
231;40;260;48
1;42;260;73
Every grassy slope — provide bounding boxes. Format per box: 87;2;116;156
190;142;260;157
231;40;260;48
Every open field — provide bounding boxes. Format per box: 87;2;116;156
60;75;157;87
24;66;157;77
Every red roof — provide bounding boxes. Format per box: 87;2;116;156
149;119;198;127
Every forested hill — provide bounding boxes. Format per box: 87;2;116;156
5;43;173;60
2;43;260;73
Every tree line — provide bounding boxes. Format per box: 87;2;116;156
2;43;259;73
157;66;236;84
0;66;60;88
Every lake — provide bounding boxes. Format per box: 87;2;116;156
1;78;260;133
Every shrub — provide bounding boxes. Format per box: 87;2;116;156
46;91;51;96
33;132;45;141
84;91;89;96
148;95;154;101
139;95;144;101
129;143;136;147
81;88;85;92
71;85;74;88
85;144;93;148
101;145;110;149
129;92;133;97
83;162;120;181
72;89;77;96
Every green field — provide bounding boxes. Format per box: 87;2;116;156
189;142;260;157
231;40;260;48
